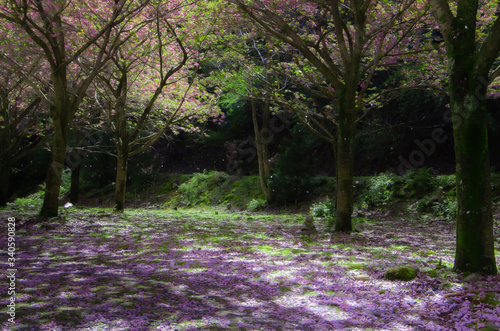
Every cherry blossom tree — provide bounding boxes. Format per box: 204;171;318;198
206;32;276;201
230;0;433;232
429;0;500;274
0;0;149;217
89;1;220;211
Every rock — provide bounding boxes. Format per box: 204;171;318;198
300;215;317;235
354;274;371;281
385;266;419;281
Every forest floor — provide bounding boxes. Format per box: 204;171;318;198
1;204;500;331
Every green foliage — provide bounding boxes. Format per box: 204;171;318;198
403;168;437;197
310;198;335;218
159;173;262;209
300;235;315;245
13;194;43;208
431;198;457;220
359;169;447;210
247;198;267;212
223;176;263;208
178;170;230;205
59;169;72;197
436;174;456;189
412;195;457;221
310;199;337;232
364;173;394;208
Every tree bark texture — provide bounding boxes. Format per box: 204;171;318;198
334;90;357;233
40;104;69;217
251;97;272;202
114;147;128;212
450;86;496;274
428;0;499;274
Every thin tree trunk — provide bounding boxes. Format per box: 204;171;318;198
451;92;496;274
262;89;272;198
251;97;271;202
114;144;128;212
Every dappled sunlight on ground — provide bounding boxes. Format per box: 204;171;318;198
0;206;499;330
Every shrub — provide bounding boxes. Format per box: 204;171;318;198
431;198;457;220
247;198;267;211
436;174;456;190
364;173;394;207
14;194;43;208
403;168;436;197
178;170;229;205
310;198;335;218
310;198;336;232
411;195;457;221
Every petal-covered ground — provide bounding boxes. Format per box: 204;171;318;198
1;206;499;330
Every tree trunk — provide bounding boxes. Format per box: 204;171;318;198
40;70;71;218
334;103;356;233
0;158;10;207
451;90;496;275
251;97;272;202
39;120;67;217
428;0;499;275
114;146;128;212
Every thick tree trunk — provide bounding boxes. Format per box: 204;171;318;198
428;0;499;275
451;92;496;275
114;147;128;212
0;158;10;207
334;101;357;233
40;70;70;218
